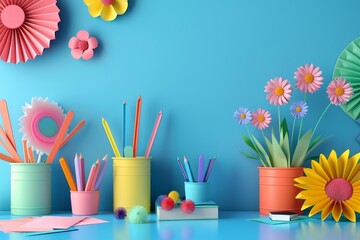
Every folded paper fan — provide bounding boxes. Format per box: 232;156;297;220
19;97;66;155
333;37;360;120
0;0;60;64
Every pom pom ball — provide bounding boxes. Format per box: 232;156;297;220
168;190;180;203
128;205;148;224
160;197;175;211
155;194;166;206
114;207;127;219
180;200;195;214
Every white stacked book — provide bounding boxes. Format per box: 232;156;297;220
269;211;299;221
156;202;218;221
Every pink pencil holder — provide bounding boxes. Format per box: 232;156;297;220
70;191;100;215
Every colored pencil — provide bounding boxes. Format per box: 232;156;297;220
183;156;194;182
198;154;204;182
85;163;96;191
132;96;142;157
27;147;35;163
145;111;162;158
123;100;126;154
47;111;74;163
177;156;188;181
22;139;29;163
59;157;77;191
0;126;22;162
102;118;121;158
0;100;16;149
0;153;15;163
60;120;86;148
79;154;85;191
90;159;100;191
94;154;108;190
203;158;216;182
74;154;82;191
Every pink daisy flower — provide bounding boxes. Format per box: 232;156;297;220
326;77;353;105
264;77;292;105
68;30;98;60
251;108;271;130
294;64;323;93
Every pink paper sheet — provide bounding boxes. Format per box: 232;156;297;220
75;217;108;226
12;216;86;232
0;217;34;233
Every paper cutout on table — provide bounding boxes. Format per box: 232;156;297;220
24;228;78;236
12;216;86;232
249;216;318;225
0;0;60;64
74;217;108;226
333;37;360;120
0;216;107;233
0;217;34;233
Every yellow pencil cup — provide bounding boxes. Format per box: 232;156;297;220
113;157;151;213
10;163;52;215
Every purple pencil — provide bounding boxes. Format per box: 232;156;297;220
74;153;81;191
177;156;188;181
94;154;109;190
203;157;216;182
198;154;204;182
79;154;85;191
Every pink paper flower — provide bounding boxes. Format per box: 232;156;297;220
264;77;292;105
294;64;323;93
68;30;98;60
251;108;271;130
326;77;353;105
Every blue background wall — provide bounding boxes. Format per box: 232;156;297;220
0;0;359;211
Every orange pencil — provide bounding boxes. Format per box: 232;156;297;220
27;147;35;163
85;163;96;191
132;96;142;157
90;159;100;191
22;140;29;163
59;157;77;191
0;153;15;163
60;120;86;148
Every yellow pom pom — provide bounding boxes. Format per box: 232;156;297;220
168;190;180;203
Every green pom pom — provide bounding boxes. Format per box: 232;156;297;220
128;205;148;224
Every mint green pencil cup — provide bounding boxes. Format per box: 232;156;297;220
184;182;210;204
10;163;52;215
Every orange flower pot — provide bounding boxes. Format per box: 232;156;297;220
259;167;304;215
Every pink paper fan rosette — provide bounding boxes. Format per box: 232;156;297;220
0;0;60;64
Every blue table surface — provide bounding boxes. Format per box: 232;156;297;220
0;211;358;240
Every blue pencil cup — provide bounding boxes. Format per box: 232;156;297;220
184;182;210;204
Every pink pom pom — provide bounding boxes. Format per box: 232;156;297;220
160;197;175;211
180;200;195;214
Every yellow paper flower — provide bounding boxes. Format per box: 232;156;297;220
84;0;128;21
294;150;360;222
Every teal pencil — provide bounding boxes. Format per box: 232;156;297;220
183;156;194;182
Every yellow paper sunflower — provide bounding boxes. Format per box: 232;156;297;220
84;0;128;21
295;150;360;222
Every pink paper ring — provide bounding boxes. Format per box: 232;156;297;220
31;112;64;144
1;5;25;29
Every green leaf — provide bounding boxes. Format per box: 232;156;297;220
291;129;313;167
271;131;288;167
251;134;272;167
306;136;329;157
241;151;260;160
281;133;291;167
309;135;321;150
280;118;289;139
242;135;257;152
263;135;274;167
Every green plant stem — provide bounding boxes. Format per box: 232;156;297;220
278;106;281;138
312;103;332;138
291;117;296;149
297;93;307;142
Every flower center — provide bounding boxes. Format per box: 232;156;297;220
258;115;265;123
304;74;314;83
240;113;246;119
274;87;284;96
335;87;344;96
1;5;25;29
325;178;352;201
101;0;114;5
78;41;88;51
295;106;302;112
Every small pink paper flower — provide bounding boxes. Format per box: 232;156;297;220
251;108;271;130
68;30;98;60
264;77;292;105
294;64;323;93
326;77;353;105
